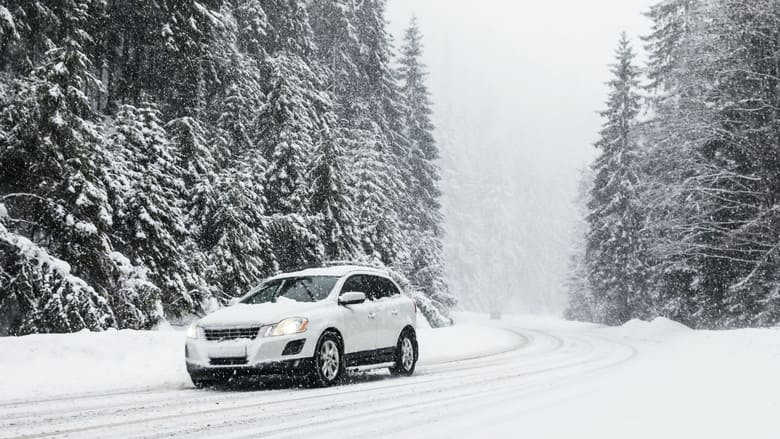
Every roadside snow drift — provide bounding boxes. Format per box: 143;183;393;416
2;314;779;439
0;322;521;402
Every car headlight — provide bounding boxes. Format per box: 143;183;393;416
186;324;204;339
259;317;309;337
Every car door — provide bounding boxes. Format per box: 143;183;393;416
384;278;410;344
370;276;403;349
338;275;378;354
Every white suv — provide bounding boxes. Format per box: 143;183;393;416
185;265;418;387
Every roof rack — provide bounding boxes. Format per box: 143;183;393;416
322;260;391;273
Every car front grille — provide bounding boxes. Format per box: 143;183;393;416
204;327;261;341
209;357;248;366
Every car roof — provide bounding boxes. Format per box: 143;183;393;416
269;265;392;280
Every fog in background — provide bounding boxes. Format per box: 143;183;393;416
387;0;655;314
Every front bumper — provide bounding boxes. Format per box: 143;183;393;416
186;358;314;380
185;331;317;377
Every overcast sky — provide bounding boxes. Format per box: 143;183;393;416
387;0;655;173
386;0;656;312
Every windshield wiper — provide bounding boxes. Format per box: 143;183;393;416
300;282;317;301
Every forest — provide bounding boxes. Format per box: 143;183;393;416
0;0;454;335
568;0;780;329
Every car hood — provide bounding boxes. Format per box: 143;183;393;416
197;299;327;327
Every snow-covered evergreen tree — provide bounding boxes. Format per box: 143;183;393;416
257;55;318;217
252;1;328;270
585;33;651;325
308;0;363;114
670;0;780;327
202;159;278;300
104;104;200;324
0;5;19;73
351;0;412;267
165;115;216;313
398;17;455;325
643;0;699;97
0;0;457;333
308;121;359;261
565;168;596;322
0;0;117;333
636;0;703;325
233;0;268;58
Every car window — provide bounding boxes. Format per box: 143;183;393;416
278;276;338;302
240;279;283;304
341;275;367;295
340;275;398;300
379;277;401;298
241;276;338;304
369;276;398;300
363;275;386;300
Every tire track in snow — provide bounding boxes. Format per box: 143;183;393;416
207;333;635;439
0;326;636;439
0;328;534;428
0;327;535;438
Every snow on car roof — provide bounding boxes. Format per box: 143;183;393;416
270;265;390;279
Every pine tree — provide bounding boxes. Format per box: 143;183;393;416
308;121;359;261
248;0;330;271
0;0;458;332
0;0;117;333
166;115;216;314
677;0;780;327
585;33;650;325
104;104;199;326
202;160;278;300
565;168;596;322
0;5;19;73
637;0;703;325
196;6;277;298
351;0;412;267
308;0;363;115
309;0;392;264
257;54;318;217
398;17;455;325
257;0;313;57
637;0;780;328
643;0;699;96
205;3;265;169
233;0;268;58
0;1;62;75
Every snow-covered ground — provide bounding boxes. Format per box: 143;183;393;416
0;317;520;402
0;313;778;438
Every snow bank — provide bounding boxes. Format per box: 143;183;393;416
611;316;692;340
418;324;523;365
517;324;780;439
0;322;524;402
0;329;189;402
412;315;780;439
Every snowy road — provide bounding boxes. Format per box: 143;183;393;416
0;323;638;439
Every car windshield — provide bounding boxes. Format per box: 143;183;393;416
240;276;339;304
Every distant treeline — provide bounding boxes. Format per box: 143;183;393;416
568;0;780;328
0;0;455;335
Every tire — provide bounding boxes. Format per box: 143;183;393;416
310;331;345;387
190;377;213;389
390;329;417;376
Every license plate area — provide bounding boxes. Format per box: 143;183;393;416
208;342;248;359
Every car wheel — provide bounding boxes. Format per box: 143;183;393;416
311;332;344;387
191;377;213;389
390;329;417;376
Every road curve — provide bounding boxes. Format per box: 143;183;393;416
0;324;637;439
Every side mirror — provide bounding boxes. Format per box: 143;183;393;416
339;291;366;306
228;297;240;306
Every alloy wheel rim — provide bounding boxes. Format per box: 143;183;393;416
320;340;340;380
401;337;414;370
